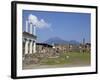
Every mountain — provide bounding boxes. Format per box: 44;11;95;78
44;37;68;44
44;37;80;45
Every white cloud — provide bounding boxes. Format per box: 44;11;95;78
36;19;51;28
28;14;38;25
28;14;51;29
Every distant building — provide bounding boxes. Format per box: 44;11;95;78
36;43;53;54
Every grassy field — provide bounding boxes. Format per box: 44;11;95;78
40;52;91;66
23;52;91;69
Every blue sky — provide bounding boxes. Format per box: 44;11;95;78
23;10;91;43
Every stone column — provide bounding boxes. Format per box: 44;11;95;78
30;23;33;34
29;40;33;54
33;26;36;35
25;20;28;32
33;41;36;53
25;39;29;54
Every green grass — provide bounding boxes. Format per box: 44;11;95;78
40;52;91;65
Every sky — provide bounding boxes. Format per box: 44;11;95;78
22;10;91;43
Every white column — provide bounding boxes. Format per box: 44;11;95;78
29;40;33;54
25;40;29;54
25;20;28;32
30;23;33;34
33;26;36;35
33;41;36;53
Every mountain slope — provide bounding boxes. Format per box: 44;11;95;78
44;37;80;45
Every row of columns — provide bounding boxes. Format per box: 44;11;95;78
24;39;36;54
24;18;37;54
26;20;36;35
